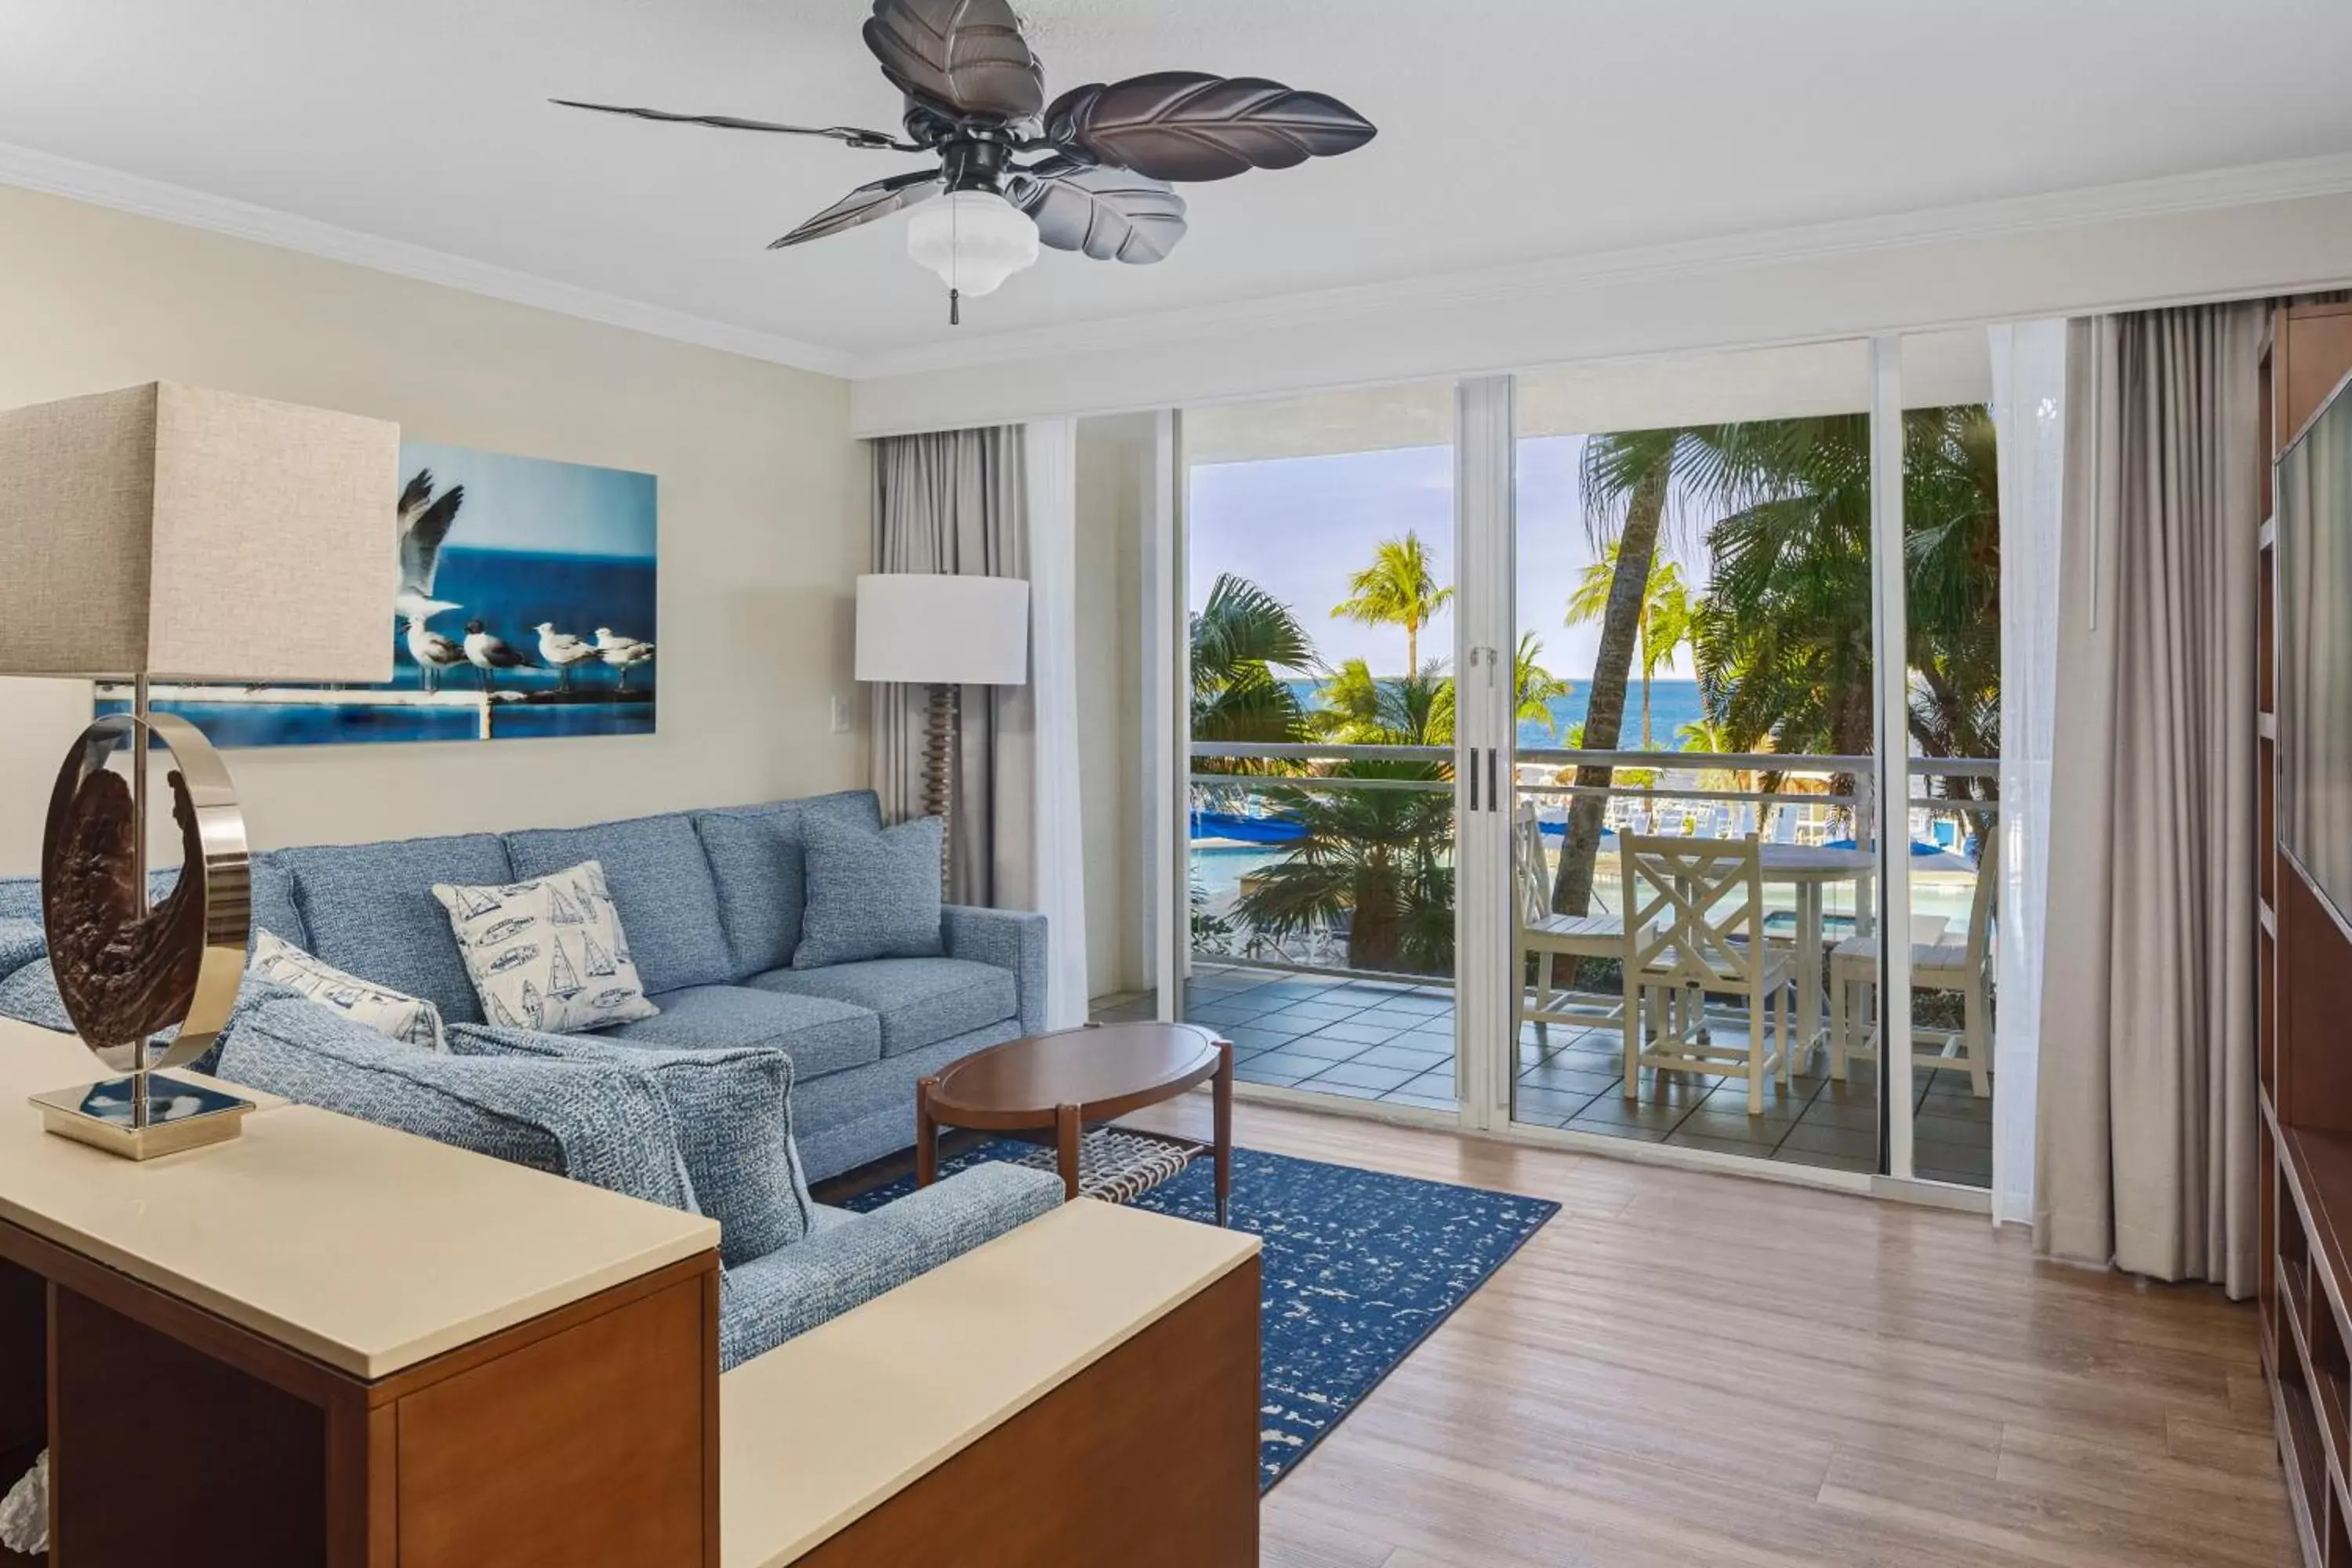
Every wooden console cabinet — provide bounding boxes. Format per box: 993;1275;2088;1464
0;1020;720;1566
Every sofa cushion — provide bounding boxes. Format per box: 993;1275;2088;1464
793;815;946;969
0;919;42;985
249;858;308;953
692;791;884;980
506;815;731;996
715;1163;1062;1370
432;861;659;1036
249;927;447;1050
278;833;514;1024
792;1018;1022;1183
217;996;697;1213
750;958;1015;1058
452;1023;810;1268
607;985;880;1082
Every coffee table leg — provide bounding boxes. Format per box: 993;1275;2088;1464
1214;1039;1234;1227
916;1076;939;1189
1055;1102;1083;1202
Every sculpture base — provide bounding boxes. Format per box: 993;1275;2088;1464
31;1073;253;1160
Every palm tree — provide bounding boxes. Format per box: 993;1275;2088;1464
1191;573;1319;766
1333;532;1454;673
1566;547;1694;751
1514;633;1573;739
1234;662;1454;974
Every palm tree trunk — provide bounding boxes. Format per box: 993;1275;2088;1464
1406;619;1418;674
1639;606;1654;750
1552;467;1669;918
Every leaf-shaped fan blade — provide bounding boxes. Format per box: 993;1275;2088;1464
1009;159;1188;263
769;170;945;249
551;100;913;149
862;0;1044;122
1045;72;1376;183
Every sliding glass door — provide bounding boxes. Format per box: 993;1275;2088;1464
1501;341;1885;1174
1171;385;1461;1113
1145;333;2019;1192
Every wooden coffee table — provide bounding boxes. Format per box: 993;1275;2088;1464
916;1022;1236;1225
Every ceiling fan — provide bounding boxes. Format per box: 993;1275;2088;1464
554;0;1377;321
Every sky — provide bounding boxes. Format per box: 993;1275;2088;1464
401;440;658;561
1187;435;1704;685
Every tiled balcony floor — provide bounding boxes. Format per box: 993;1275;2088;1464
1091;962;1993;1189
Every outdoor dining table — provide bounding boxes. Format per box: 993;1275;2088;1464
1755;843;1878;1065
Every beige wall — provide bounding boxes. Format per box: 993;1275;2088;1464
0;184;867;876
1075;415;1151;1000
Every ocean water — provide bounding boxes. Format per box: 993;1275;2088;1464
1283;677;1708;750
103;546;657;748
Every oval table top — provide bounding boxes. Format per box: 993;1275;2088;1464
924;1021;1225;1127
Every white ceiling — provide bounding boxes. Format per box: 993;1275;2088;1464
4;0;2350;372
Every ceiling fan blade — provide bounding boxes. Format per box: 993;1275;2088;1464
1008;158;1187;264
768;170;945;249
862;0;1044;122
552;99;916;150
1044;72;1376;183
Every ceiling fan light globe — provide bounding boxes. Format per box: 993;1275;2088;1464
906;190;1038;296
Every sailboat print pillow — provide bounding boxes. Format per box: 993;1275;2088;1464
431;859;659;1036
247;927;448;1051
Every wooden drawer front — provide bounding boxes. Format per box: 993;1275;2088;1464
394;1274;712;1568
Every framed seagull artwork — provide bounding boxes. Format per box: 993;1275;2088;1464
97;441;658;746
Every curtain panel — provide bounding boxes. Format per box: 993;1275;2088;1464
869;427;1029;907
2037;304;2264;1295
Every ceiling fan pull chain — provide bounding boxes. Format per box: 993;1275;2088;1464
950;287;960;326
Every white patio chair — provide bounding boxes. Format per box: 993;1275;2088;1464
1619;833;1798;1116
1516;801;1624;1044
1828;831;1998;1097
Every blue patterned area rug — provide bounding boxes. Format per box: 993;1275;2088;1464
840;1142;1559;1490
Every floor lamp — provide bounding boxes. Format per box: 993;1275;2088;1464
855;573;1031;892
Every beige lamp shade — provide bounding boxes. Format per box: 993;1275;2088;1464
0;383;400;682
855;572;1031;687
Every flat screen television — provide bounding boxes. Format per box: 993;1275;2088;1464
2281;373;2352;926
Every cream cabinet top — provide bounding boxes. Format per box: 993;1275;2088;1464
720;1196;1260;1568
0;1017;717;1378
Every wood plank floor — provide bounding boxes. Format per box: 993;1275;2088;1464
1120;1095;2294;1568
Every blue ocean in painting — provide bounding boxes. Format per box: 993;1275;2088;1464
108;545;658;748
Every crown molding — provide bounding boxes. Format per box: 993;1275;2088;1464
851;149;2352;382
9;136;2352;391
0;140;858;379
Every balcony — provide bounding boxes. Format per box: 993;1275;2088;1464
1113;742;1998;1189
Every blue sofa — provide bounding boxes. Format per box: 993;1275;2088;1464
0;789;1063;1368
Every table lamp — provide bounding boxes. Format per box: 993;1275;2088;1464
854;572;1030;888
0;383;398;1158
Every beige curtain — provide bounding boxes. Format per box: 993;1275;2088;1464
869;428;1033;906
2037;304;2263;1296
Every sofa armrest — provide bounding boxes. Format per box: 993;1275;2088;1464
218;997;697;1214
717;1163;1063;1370
940;905;1048;1034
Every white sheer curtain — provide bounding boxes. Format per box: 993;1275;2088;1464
1988;320;2067;1228
1021;419;1091;1029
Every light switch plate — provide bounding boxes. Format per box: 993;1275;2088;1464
830;695;852;734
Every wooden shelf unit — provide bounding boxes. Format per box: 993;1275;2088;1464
2261;300;2352;1568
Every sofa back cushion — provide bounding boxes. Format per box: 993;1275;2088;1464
503;815;730;996
249;857;309;952
692;790;884;980
220;996;697;1213
452;1022;811;1267
278;833;515;1024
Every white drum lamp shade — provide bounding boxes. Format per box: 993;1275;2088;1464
855;573;1031;688
0;383;400;683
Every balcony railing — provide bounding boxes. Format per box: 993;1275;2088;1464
1187;742;1996;984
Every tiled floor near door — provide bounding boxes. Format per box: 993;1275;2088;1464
1092;961;1993;1189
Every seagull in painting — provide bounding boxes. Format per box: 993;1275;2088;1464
462;619;530;692
394;470;466;623
532;623;601;693
403;615;465;694
593;628;655;692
